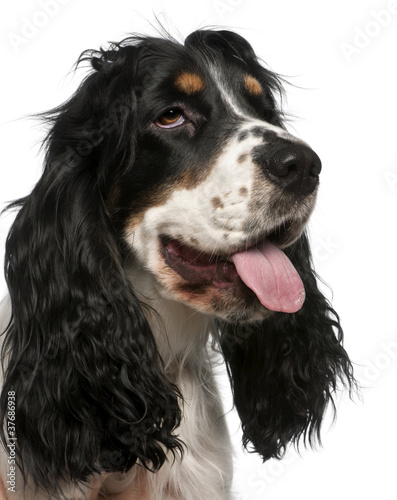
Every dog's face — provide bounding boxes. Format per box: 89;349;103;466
114;32;321;322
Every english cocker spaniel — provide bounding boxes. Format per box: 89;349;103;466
0;30;355;499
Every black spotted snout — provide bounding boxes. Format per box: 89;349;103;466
253;143;322;196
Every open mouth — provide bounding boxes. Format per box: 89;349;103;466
160;236;239;289
160;228;306;314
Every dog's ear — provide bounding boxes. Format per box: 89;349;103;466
221;232;355;460
0;42;182;496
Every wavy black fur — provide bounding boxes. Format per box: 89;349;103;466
221;232;355;460
0;36;184;497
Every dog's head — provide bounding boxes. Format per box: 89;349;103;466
95;30;322;323
1;30;354;496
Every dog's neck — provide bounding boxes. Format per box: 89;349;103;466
126;264;213;375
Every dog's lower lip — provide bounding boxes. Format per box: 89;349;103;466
160;236;239;288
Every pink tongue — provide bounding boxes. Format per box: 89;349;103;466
231;240;305;313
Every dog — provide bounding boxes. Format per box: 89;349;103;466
0;30;355;499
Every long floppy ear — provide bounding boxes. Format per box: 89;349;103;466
0;42;182;496
221;231;355;460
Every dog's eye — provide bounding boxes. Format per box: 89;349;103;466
156;108;186;128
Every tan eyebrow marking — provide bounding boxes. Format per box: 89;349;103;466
174;72;206;95
244;74;263;96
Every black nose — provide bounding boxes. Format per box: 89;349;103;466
257;144;322;196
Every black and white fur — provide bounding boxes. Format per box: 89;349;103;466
0;30;355;499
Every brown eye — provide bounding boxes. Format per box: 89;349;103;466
156;108;186;128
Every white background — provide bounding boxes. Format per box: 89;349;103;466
1;1;397;499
